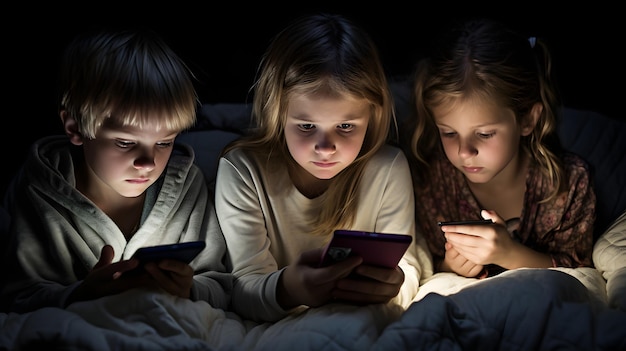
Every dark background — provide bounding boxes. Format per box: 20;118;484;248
3;3;621;200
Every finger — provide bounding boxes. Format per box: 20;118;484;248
353;265;404;284
99;258;141;279
446;232;482;248
317;256;363;282
450;237;481;256
156;259;193;276
445;244;460;259
143;261;168;278
144;262;193;298
481;209;504;225
93;245;115;270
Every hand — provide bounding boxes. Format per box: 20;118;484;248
142;259;194;299
441;210;518;268
67;245;149;305
331;264;405;304
277;247;362;309
440;242;484;277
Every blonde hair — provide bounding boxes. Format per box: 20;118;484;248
224;13;395;236
407;18;566;202
59;28;198;139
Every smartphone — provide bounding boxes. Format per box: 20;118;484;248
131;241;206;265
437;219;493;226
319;230;412;269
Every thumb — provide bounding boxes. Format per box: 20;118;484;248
93;245;115;270
480;209;504;225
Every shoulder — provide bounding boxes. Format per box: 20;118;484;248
220;147;257;172
561;152;592;180
363;145;412;185
30;135;73;160
172;141;195;160
166;143;206;186
168;143;196;171
369;144;409;167
222;147;248;162
562;151;590;167
217;147;281;184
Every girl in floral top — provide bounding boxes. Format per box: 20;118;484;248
402;18;596;278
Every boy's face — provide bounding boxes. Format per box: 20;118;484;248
80;119;179;198
284;93;369;180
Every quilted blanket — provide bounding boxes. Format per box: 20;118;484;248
375;269;626;351
1;268;624;350
0;287;404;351
1;208;624;350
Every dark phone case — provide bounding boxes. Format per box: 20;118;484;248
132;241;206;264
319;230;412;268
437;219;493;226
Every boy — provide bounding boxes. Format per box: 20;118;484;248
0;28;231;313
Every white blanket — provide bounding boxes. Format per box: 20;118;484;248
1;269;624;351
2;212;625;350
0;287;406;351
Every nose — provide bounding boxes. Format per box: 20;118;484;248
133;147;156;171
457;137;478;159
315;133;336;156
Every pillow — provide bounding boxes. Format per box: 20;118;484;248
177;130;241;188
593;210;626;311
558;108;626;239
194;103;253;134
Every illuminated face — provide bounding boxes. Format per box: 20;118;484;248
432;98;523;185
284;93;370;180
80;119;178;199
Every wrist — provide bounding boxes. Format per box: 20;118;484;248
65;283;85;307
276;267;298;309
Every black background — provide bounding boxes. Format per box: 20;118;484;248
3;3;621;199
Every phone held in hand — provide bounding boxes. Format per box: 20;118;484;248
319;230;412;268
132;241;206;263
437;219;494;226
129;240;206;273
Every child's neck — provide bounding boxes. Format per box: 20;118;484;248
287;163;329;199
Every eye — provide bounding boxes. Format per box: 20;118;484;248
297;124;315;131
477;132;495;139
115;140;135;148
156;141;174;148
337;123;354;132
439;130;457;138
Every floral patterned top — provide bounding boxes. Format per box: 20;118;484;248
414;150;596;276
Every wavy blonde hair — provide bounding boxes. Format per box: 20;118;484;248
223;13;395;236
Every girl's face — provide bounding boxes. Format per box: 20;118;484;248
432;98;524;185
79;119;178;199
285;93;370;180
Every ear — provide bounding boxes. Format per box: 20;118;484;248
60;110;85;146
520;102;542;136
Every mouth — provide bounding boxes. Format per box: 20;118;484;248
313;161;338;168
127;178;150;184
462;166;483;173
